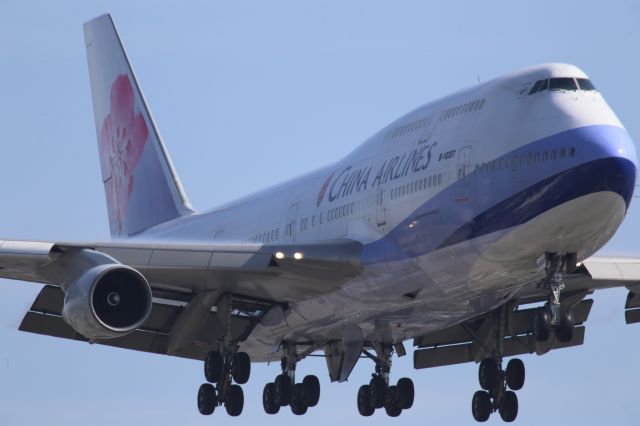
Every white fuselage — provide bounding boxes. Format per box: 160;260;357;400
131;63;637;360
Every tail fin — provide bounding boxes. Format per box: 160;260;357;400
83;14;193;238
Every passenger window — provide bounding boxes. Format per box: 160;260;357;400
549;78;577;91
543;151;548;161
550;150;556;160
559;148;565;159
438;174;442;185
534;152;540;163
569;147;576;157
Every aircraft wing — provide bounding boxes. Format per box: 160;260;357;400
0;238;362;360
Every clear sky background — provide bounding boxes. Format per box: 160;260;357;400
1;1;639;425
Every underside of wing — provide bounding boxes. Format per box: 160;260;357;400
1;238;362;359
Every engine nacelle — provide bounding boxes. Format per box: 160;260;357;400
61;264;152;339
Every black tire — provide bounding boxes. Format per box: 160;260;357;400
262;382;280;414
505;358;525;391
303;375;320;407
369;376;387;409
384;385;403;417
204;351;223;383
397;377;414;409
478;358;499;391
357;385;374;416
471;390;492;422
290;383;308;415
231;352;251;384
274;373;292;406
197;383;217;415
555;308;575;343
225;384;244;417
499;390;518;422
533;308;551;342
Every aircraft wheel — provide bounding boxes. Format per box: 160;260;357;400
369;375;387;409
499;390;518;422
231;352;251;384
225;384;244;417
204;350;223;383
290;383;308;415
303;375;320;407
384;385;402;417
357;384;374;416
274;373;292;406
505;358;525;390
471;390;492;422
262;382;280;414
555;308;575;343
533;308;551;342
197;383;217;415
478;358;499;391
397;377;414;409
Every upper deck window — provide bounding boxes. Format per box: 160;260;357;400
549;77;577;91
577;78;597;91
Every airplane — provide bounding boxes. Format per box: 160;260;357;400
3;12;640;423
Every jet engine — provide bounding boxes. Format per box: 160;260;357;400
61;264;152;339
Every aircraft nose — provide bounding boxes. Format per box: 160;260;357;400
580;125;637;208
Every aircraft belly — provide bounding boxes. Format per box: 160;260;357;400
242;191;627;362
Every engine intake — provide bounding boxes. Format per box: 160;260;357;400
62;264;152;339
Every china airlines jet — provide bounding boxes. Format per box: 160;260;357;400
4;13;640;423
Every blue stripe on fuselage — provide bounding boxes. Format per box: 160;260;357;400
362;125;637;265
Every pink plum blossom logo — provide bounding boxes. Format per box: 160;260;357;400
316;172;334;207
99;74;148;233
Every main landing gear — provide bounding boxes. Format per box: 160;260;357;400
470;252;577;423
357;344;414;417
262;343;321;415
196;294;251;417
532;253;577;344
472;357;524;422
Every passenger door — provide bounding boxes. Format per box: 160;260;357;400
456;146;473;202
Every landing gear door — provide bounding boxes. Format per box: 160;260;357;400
456;146;473;202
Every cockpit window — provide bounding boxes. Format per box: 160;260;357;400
529;80;542;95
577;78;597;91
549;78;577;91
538;79;549;92
529;77;596;95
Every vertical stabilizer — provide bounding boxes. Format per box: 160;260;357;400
84;14;193;238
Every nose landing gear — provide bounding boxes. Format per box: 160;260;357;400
533;252;578;343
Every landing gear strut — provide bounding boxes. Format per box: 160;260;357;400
533;252;576;343
262;342;321;415
196;294;251;417
471;303;524;423
356;344;414;417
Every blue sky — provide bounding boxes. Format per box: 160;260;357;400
1;1;639;424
